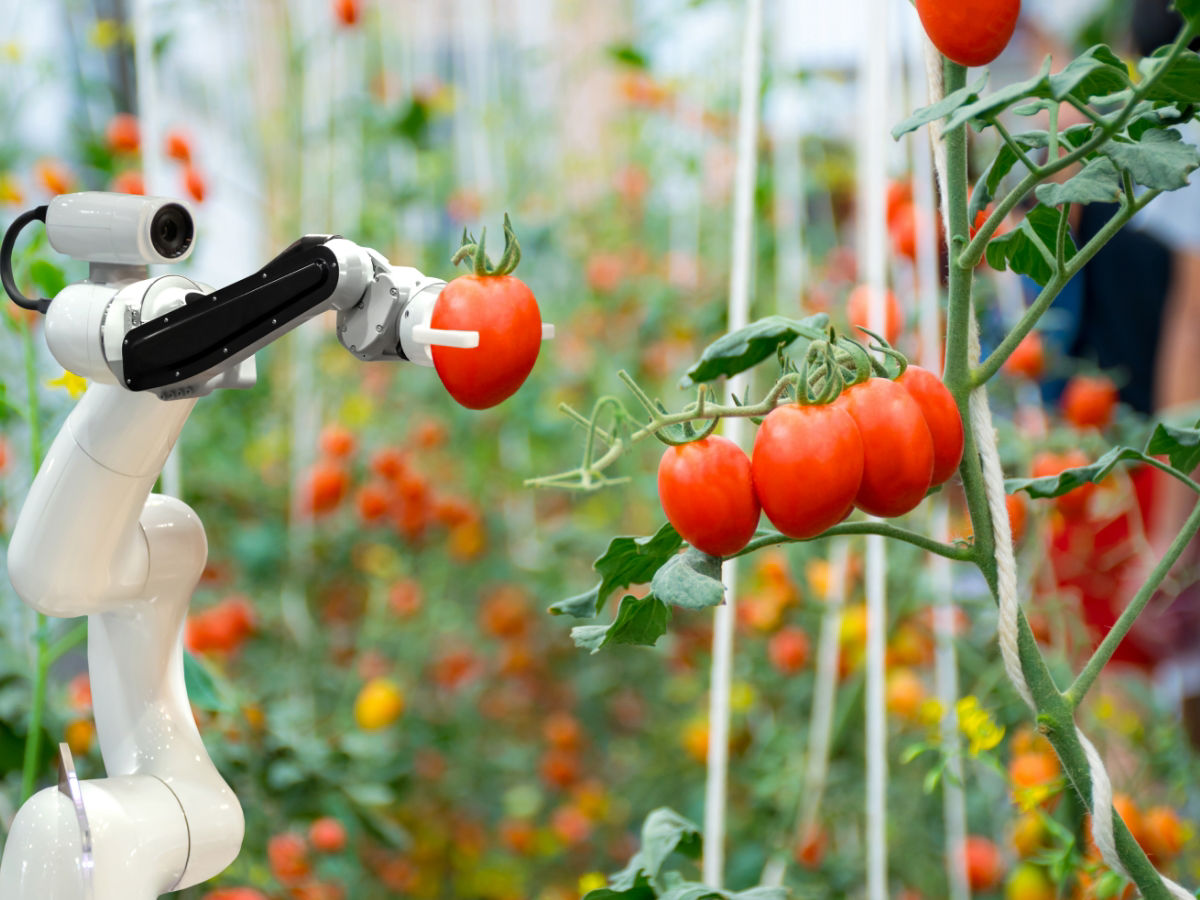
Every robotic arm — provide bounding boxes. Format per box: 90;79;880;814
0;193;547;898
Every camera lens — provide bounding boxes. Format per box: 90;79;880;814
150;203;194;259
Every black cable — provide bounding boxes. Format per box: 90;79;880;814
1;206;51;313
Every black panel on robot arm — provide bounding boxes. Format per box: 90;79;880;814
121;235;343;391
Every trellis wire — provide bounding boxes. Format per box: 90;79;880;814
704;0;763;886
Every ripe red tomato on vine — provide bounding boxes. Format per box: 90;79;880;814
838;377;935;517
432;215;545;410
752;403;864;539
1004;332;1046;380
658;435;760;557
896;365;963;485
916;0;1020;68
1032;449;1095;519
846;284;903;344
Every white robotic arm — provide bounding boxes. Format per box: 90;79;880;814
0;192;528;898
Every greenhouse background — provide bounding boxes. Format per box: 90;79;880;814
0;0;1197;898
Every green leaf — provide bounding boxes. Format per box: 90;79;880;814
972;125;1095;221
650;548;724;610
1175;0;1200;29
1101;128;1200;191
984;204;1077;287
608;43;649;68
1005;446;1151;498
891;72;988;138
1046;44;1130;102
729;890;788;900
639;808;703;872
658;885;724;900
1146;420;1200;473
1138;47;1200;103
1035;157;1123;206
184;651;226;711
571;594;670;653
551;523;683;618
1128;102;1194;140
29;260;66;298
681;313;829;386
583;890;654;900
944;59;1052;133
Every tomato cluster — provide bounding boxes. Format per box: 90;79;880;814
658;366;963;557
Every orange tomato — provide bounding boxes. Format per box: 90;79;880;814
539;749;581;790
959;835;1004;891
1031;449;1095;520
333;0;359;25
767;626;810;674
1003;333;1046;380
885;668;927;721
35;159;74;196
354;678;405;730
109;171;145;195
846;284;903;344
1060;375;1118;430
543;712;583;751
182;166;206;203
309;817;347;854
388;579;422;618
164;128;193;164
794;823;828;869
267;832;310;884
105;113;140;154
1141;806;1185;860
302;462;349;515
319;423;357;459
369;446;408;481
1006;493;1028;544
355;482;390;523
479;585;530;639
1005;863;1055;900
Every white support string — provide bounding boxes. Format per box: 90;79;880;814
859;0;891;896
704;0;763;886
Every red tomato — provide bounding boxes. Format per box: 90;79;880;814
794;823;828;869
886;180;913;228
267;832;310;883
109;171;145;195
303;462;349;515
1031;449;1094;519
768;626;810;674
1060;374;1118;430
1006;493;1027;544
164;128;193;164
183;166;206;203
430;275;542;409
846;284;903;344
355;483;391;523
201;889;269;900
890;202;918;261
319;423;357;459
658;435;760;556
105;113;140;154
333;0;359;25
839;378;935;517
36;159;74;196
897;365;963;485
752;404;864;538
958;835;1003;891
917;0;1020;67
309;817;347;854
1003;333;1045;380
370;446;408;481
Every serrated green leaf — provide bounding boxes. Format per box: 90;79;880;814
984;204;1077;287
681;314;829;386
1035;157;1123;206
1046;44;1130;102
650;547;724;610
1146;419;1200;473
571;594;670;653
551;523;683;618
184;651;227;711
1138;49;1200;103
892;73;988;138
944;60;1052;133
1005;446;1149;498
1128;102;1193;140
1101;128;1200;191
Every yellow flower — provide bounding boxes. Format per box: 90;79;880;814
918;697;945;741
578;872;607;895
956;695;1005;757
1;41;21;62
47;371;87;399
89;19;121;49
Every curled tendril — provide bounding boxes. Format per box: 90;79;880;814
833;334;874;385
802;341;845;405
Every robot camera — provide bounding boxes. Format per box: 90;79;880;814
45;191;195;266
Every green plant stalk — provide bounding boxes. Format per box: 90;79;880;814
731;522;973;563
959;20;1197;270
18;318;47;803
940;59;1178;900
1066;497;1200;708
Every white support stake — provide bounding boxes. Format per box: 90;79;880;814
859;0;891;897
705;0;763;887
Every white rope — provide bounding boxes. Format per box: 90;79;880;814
705;0;763;886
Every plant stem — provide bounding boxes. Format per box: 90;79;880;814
940;54;1180;900
18;318;48;803
1066;497;1200;708
730;521;974;563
